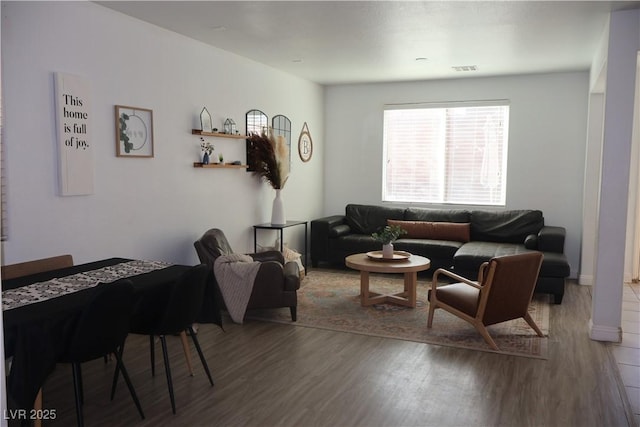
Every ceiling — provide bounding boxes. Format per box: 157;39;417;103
97;1;640;85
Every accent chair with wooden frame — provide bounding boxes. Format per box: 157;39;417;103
427;252;545;350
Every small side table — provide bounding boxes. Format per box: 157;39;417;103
253;220;308;267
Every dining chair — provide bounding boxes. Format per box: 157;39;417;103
1;254;74;281
112;264;214;414
427;252;545;350
57;280;145;427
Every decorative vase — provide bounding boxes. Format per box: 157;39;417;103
382;243;394;259
271;189;286;225
202;152;210;165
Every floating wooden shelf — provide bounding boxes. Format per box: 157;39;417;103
193;162;248;169
192;129;245;139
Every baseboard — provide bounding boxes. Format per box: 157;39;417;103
579;274;593;286
589;319;622;342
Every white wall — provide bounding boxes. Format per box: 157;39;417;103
590;9;640;342
580;20;609;287
324;73;588;277
1;2;325;265
580;91;605;286
624;55;640;283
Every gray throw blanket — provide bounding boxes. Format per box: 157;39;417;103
214;254;260;324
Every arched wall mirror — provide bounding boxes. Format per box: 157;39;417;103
272;115;292;168
246;109;268;135
246;109;268;171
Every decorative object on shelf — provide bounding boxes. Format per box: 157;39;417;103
200;107;213;133
218;153;224;164
223;118;237;135
371;225;407;259
115;105;154;157
298;122;313;162
247;129;290;225
200;141;214;165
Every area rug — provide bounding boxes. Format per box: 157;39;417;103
248;268;550;359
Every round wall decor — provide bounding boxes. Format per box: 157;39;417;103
298;122;313;162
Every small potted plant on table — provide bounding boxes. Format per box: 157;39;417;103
372;225;407;258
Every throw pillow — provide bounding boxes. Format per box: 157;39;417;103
387;220;471;242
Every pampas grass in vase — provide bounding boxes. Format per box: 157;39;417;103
247;129;290;225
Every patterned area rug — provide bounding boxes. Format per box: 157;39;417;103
249;268;550;359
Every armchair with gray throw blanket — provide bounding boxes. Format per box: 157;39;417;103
194;228;300;321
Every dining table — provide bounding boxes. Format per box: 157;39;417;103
2;257;222;411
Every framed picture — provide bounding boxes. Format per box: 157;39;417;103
115;105;154;157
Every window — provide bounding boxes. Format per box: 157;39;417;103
383;101;509;206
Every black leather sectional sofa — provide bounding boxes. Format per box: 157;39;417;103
311;204;570;303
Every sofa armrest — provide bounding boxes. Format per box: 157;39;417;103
537;226;565;253
311;215;347;265
283;261;301;291
524;234;538;249
330;223;352;237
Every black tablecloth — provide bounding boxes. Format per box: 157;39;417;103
2;257;221;409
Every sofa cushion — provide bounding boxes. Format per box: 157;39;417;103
404;208;470;223
333;234;383;255
394;238;463;261
345;204;405;235
453;241;570;278
470;210;544;243
387;220;471;242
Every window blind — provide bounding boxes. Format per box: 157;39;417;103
383;102;509;206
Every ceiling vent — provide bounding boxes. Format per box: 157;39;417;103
452;65;478;72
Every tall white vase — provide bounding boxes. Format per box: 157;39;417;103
271;189;286;225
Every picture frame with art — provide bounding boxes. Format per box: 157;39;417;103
115;105;154;157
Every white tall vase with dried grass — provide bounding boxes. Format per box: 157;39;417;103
247;130;290;226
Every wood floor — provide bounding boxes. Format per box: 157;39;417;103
17;278;635;427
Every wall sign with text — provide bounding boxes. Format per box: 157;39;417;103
54;72;93;196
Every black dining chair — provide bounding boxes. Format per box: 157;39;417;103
112;264;214;414
2;254;75;427
57;280;145;427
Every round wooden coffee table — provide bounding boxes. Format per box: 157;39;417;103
345;252;431;308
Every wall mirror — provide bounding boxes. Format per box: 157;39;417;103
272;115;292;168
246;109;268;171
245;109;268;135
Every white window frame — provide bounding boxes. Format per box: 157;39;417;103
382;100;509;206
